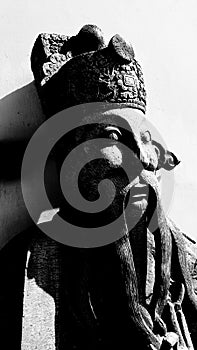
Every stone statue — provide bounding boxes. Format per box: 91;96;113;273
1;25;197;350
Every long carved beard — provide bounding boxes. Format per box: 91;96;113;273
112;169;172;349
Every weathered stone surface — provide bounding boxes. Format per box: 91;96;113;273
31;27;146;117
147;223;197;297
31;33;71;88
31;25;106;91
26;24;197;349
108;34;135;63
146;229;156;304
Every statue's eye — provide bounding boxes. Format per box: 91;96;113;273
141;130;151;143
105;126;122;141
109;131;119;141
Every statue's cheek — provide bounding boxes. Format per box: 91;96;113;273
100;145;123;167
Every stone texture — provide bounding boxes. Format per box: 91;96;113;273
25;25;197;349
31;29;146;117
31;33;71;88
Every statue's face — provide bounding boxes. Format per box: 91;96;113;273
62;107;159;224
38;105;179;245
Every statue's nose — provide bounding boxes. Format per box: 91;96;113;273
136;142;158;172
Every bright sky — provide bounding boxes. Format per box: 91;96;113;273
0;0;197;239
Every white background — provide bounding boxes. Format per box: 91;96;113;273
0;0;197;239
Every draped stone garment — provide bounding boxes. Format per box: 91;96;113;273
17;215;197;350
0;216;196;349
21;223;154;350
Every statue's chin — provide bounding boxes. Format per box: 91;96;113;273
130;197;148;218
123;196;148;233
131;196;148;210
124;180;149;225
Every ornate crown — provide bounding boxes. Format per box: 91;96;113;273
31;25;146;117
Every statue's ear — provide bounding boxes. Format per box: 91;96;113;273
152;140;181;171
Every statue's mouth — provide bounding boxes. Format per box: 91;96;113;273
122;176;149;217
130;183;148;199
129;182;148;212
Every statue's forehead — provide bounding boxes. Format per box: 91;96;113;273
81;107;147;135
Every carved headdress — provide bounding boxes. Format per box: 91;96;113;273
31;25;146;116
